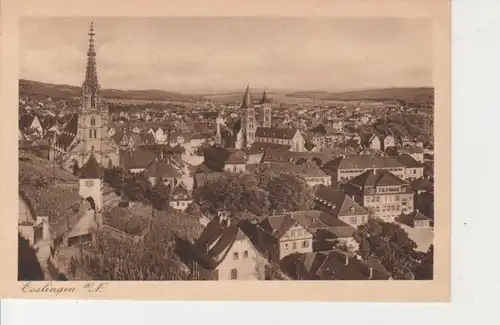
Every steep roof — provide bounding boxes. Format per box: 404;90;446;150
258;90;271;105
193;217;249;269
79;154;104;179
255;127;297;139
55;114;79;149
313;185;368;217
259;214;301;239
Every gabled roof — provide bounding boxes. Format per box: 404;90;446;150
193;217;249;269
259;214;301;239
348;169;407;188
263;162;328;178
79;154;104;179
143;158;181;178
313;185;368;217
170;182;191;198
19;114;37;130
255;127;297;139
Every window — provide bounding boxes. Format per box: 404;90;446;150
91;117;96;126
292;230;297;237
243;251;248;259
230;269;238;280
292;242;297;249
284;243;289;250
233;252;239;260
89;129;93;138
302;240;309;248
395;195;400;201
349;216;357;224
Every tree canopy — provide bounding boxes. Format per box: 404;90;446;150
194;169;314;217
353;218;429;280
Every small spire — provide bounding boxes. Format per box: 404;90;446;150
258;89;270;105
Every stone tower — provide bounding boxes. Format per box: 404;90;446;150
259;89;272;127
240;85;256;148
75;22;110;167
78;153;104;214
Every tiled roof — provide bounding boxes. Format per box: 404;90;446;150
120;149;156;170
258;214;298;239
55;114;79;149
393;154;423;168
324;155;404;170
313;185;368;217
348;169;408;188
143;158;182;178
263;162;328;178
248;142;291;153
19;114;36;130
204;147;247;164
193;217;249;269
79;154;104;179
255;127;297;139
400;146;424;154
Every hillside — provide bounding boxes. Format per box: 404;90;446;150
287;87;434;104
19;79;204;103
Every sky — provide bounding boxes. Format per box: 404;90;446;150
20;17;433;93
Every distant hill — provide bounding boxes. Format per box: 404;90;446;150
287;87;434;104
19;79;205;103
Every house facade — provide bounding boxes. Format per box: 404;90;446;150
254;127;306;152
344;169;414;222
256;214;314;263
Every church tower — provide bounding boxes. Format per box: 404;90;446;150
240;85;256;148
75;22;110;167
259;89;272;127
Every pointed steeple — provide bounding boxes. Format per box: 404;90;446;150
258;89;270;105
83;21;99;96
79;153;104;179
240;85;253;109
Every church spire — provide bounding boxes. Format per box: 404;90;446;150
258;89;270;105
240;85;253;109
83;21;99;96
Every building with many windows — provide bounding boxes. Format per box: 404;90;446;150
344;169;414;222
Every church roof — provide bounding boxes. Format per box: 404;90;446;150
255;126;297;139
240;85;253;109
55;114;79;149
79;154;104;179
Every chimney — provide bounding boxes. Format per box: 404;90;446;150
369;266;373;280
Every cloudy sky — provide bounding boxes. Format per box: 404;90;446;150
20;17;432;93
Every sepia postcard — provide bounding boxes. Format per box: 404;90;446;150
0;0;451;301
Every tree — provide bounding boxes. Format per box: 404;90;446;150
266;173;314;213
18;233;45;280
353;218;419;280
414;245;434;280
195;173;270;216
185;202;202;216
